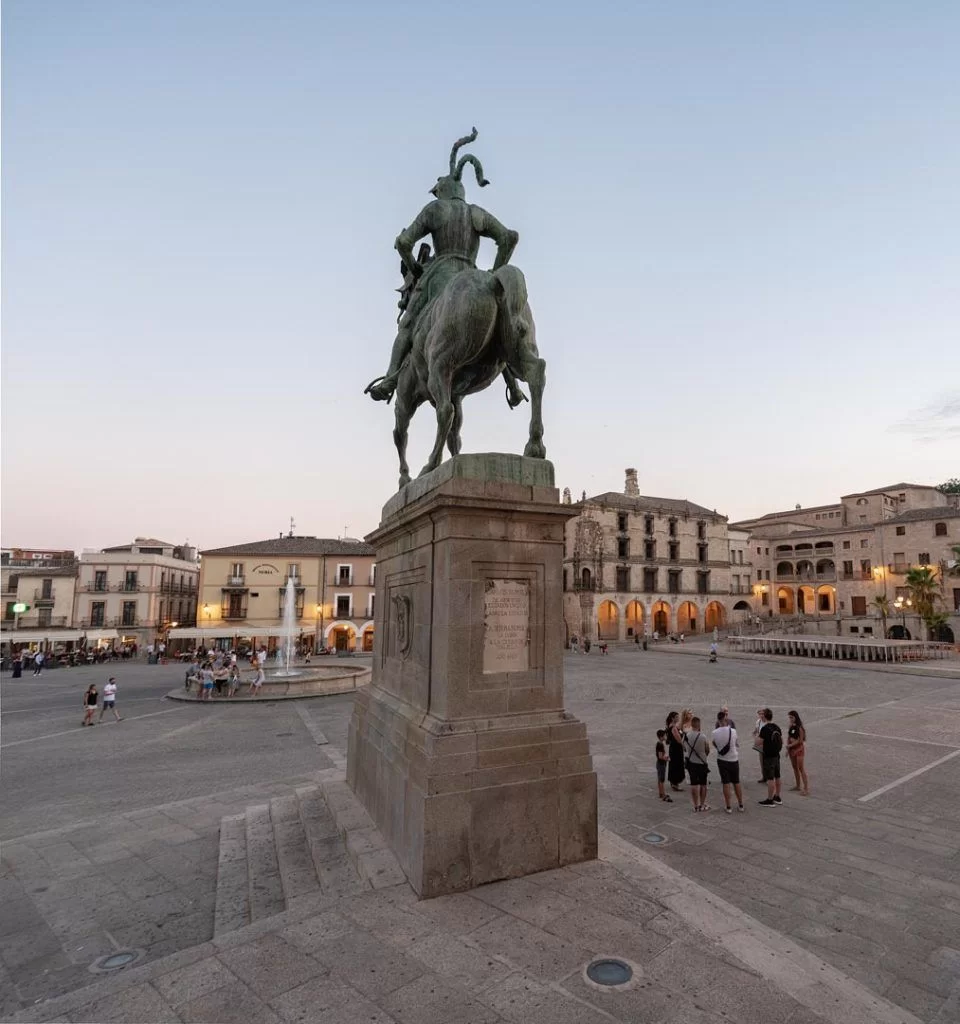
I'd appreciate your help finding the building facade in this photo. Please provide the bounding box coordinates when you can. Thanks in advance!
[75,538,199,648]
[1,549,79,647]
[563,469,753,643]
[196,536,376,653]
[732,483,960,642]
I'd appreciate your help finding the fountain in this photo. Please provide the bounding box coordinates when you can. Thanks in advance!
[273,578,300,678]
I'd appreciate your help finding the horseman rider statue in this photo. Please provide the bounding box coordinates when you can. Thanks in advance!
[365,128,527,408]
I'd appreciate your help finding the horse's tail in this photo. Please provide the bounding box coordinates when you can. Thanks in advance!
[492,266,529,351]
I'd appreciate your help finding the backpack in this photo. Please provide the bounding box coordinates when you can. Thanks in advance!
[765,725,783,755]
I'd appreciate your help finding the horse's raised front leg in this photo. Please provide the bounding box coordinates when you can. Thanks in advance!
[446,396,463,457]
[521,353,546,459]
[420,370,455,477]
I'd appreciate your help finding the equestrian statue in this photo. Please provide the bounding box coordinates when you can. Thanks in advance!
[364,128,546,488]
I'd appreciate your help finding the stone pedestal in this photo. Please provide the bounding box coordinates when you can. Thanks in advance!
[347,454,598,898]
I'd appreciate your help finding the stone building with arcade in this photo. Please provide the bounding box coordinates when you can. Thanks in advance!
[562,469,752,643]
[731,482,960,642]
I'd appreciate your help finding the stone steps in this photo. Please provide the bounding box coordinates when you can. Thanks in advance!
[214,781,402,936]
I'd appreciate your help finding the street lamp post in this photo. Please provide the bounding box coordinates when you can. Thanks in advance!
[893,596,912,638]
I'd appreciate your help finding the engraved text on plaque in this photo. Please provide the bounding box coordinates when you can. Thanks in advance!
[483,578,530,674]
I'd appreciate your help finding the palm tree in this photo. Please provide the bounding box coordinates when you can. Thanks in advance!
[926,611,952,643]
[871,595,890,638]
[905,565,940,636]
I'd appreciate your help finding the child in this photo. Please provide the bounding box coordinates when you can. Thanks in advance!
[656,730,673,802]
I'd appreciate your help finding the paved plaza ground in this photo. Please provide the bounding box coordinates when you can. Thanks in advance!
[1,648,958,1022]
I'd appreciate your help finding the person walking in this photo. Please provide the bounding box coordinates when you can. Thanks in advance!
[787,710,809,795]
[757,708,783,806]
[683,716,711,811]
[32,649,45,676]
[99,678,122,722]
[227,664,241,697]
[82,684,98,726]
[666,711,685,792]
[11,651,23,679]
[712,709,744,812]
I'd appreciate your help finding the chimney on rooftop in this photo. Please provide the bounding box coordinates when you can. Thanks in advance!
[624,468,639,498]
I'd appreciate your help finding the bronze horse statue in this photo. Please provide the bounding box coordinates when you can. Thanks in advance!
[364,129,546,488]
[392,263,545,487]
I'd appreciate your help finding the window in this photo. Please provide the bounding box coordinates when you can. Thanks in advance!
[669,543,679,561]
[94,570,107,592]
[668,570,681,594]
[860,539,868,548]
[40,578,53,599]
[815,514,821,520]
[856,498,868,506]
[643,568,657,592]
[860,560,872,578]
[644,540,655,559]
[851,596,867,616]
[4,602,15,621]
[231,562,244,577]
[696,572,709,595]
[563,569,568,591]
[849,626,860,634]
[896,526,905,536]
[617,538,629,558]
[369,593,376,616]
[697,544,708,564]
[336,595,351,617]
[38,609,51,627]
[756,547,761,555]
[898,493,905,502]
[842,541,850,550]
[615,567,629,591]
[90,602,105,626]
[121,601,137,626]
[287,563,300,580]
[842,560,854,577]
[761,591,769,606]
[645,516,655,535]
[224,592,246,618]
[124,571,138,592]
[918,552,930,565]
[337,564,352,585]
[934,522,947,536]
[697,521,706,540]
[617,513,628,532]
[863,626,873,635]
[818,593,831,611]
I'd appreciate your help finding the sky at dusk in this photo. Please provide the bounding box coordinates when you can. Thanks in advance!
[3,1,958,552]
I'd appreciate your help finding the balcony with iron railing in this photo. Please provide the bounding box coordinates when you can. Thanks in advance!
[226,575,245,587]
[887,563,913,575]
[332,575,355,587]
[221,607,248,620]
[33,588,56,605]
[4,616,70,629]
[78,616,141,629]
[840,571,875,582]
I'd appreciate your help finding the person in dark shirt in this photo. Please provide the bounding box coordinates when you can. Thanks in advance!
[758,708,783,806]
[82,685,98,727]
[787,710,809,795]
[656,730,672,802]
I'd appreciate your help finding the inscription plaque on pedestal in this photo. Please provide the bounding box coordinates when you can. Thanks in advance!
[483,578,530,674]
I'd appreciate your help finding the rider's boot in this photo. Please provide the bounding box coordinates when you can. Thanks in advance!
[365,373,398,402]
[503,370,528,409]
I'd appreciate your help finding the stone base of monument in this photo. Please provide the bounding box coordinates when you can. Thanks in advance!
[347,454,597,898]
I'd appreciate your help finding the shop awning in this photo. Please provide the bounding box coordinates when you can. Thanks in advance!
[168,625,317,640]
[0,630,85,644]
[84,629,119,642]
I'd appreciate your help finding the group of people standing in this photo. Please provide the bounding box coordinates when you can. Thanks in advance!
[185,649,264,699]
[657,706,809,812]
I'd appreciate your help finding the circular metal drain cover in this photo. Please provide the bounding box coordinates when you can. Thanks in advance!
[643,832,666,845]
[89,949,143,974]
[585,958,634,988]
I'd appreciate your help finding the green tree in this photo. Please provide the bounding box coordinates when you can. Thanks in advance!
[936,478,960,494]
[905,565,940,633]
[926,611,952,643]
[871,595,890,638]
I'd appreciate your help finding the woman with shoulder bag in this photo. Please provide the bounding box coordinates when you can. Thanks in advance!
[683,715,712,811]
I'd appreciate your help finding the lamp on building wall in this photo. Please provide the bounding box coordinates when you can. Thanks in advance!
[202,604,211,631]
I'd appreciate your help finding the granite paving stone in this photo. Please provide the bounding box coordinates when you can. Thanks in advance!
[152,956,238,1007]
[177,977,281,1024]
[471,914,594,983]
[215,933,326,1000]
[377,973,503,1024]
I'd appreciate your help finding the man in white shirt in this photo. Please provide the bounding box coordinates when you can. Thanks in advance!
[712,709,743,813]
[99,677,122,722]
[33,650,45,676]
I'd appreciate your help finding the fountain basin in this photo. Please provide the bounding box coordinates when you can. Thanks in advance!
[166,663,371,703]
